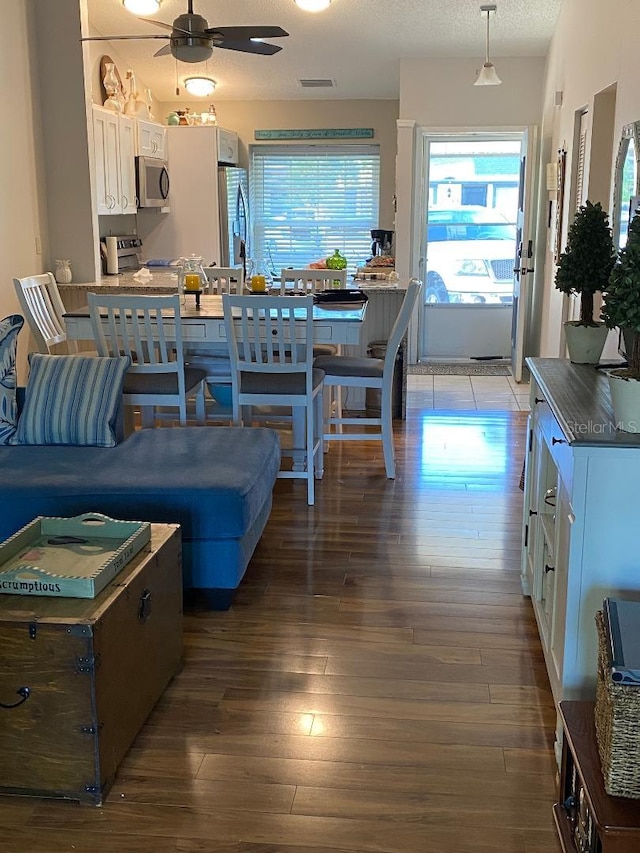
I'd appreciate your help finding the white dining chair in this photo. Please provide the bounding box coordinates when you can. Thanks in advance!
[186,265,244,420]
[203,266,245,294]
[279,268,348,358]
[88,293,207,429]
[313,278,423,478]
[14,273,80,354]
[223,293,325,505]
[278,268,347,294]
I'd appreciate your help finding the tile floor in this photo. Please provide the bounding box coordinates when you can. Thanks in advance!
[406,372,531,412]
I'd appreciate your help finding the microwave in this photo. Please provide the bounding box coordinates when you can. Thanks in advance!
[135,156,170,208]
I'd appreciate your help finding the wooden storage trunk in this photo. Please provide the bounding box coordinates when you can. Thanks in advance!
[0,523,182,805]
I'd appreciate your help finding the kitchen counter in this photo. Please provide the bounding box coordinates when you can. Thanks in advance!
[60,273,404,293]
[59,270,180,294]
[59,272,180,312]
[59,274,405,311]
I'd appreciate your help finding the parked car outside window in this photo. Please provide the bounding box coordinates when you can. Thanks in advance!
[425,206,516,305]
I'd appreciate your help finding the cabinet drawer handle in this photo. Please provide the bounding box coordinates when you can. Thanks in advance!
[552,436,566,445]
[544,564,555,574]
[534,396,545,404]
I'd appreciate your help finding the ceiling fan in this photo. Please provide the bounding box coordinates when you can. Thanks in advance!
[82,0,289,63]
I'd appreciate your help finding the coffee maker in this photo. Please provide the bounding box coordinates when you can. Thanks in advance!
[371,229,394,257]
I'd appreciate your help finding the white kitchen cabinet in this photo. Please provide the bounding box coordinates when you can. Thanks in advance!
[119,117,137,213]
[92,106,136,215]
[217,127,238,165]
[136,119,167,160]
[522,359,640,753]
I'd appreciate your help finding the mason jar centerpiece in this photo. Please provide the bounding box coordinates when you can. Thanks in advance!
[247,258,273,292]
[179,256,208,307]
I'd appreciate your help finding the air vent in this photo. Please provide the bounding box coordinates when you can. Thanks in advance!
[299,78,335,88]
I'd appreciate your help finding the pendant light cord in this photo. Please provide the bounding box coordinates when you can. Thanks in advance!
[484,10,491,63]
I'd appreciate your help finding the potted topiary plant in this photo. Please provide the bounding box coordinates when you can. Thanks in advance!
[555,200,617,363]
[601,212,640,432]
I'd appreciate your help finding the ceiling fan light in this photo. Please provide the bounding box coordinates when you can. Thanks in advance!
[474,62,502,86]
[184,77,217,97]
[294,0,332,11]
[122,0,161,15]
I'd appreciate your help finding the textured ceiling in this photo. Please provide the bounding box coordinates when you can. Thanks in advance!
[85,0,562,101]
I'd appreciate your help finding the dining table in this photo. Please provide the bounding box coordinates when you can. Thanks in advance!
[63,293,368,472]
[63,293,368,350]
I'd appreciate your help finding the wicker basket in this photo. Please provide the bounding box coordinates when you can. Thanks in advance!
[594,609,640,798]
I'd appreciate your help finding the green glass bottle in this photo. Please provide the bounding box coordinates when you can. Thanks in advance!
[325,249,347,288]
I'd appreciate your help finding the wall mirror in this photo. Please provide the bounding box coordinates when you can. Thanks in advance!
[612,120,640,249]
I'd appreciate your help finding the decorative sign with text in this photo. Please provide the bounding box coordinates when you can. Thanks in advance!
[254,128,375,140]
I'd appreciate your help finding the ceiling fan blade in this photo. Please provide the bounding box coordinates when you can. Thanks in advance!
[81,34,170,42]
[138,17,187,34]
[204,26,289,41]
[213,39,283,55]
[154,44,173,57]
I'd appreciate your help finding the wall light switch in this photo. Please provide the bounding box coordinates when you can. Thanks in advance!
[35,235,42,255]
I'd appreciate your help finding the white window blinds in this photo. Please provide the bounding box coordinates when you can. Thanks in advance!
[574,110,589,212]
[250,144,380,274]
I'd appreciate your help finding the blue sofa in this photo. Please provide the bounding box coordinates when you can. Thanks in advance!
[0,426,281,609]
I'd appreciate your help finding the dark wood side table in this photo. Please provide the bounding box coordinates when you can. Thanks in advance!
[555,701,640,852]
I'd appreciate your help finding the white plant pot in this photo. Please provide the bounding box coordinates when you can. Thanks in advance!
[608,370,640,433]
[564,321,608,364]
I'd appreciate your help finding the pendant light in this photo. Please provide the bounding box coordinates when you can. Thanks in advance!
[474,5,502,87]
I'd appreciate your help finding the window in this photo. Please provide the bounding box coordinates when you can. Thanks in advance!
[250,145,380,274]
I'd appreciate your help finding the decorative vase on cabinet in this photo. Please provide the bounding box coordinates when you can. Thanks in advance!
[102,62,123,113]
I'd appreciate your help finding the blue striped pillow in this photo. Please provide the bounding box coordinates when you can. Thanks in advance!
[10,354,131,447]
[0,315,24,445]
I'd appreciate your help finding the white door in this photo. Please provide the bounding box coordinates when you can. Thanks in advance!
[418,133,524,361]
[511,126,539,381]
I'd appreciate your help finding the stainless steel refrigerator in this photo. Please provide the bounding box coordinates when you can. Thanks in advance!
[218,166,249,271]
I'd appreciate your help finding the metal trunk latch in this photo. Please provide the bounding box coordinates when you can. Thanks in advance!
[138,588,152,623]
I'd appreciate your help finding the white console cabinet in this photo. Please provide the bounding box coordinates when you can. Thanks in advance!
[92,106,136,215]
[522,358,640,715]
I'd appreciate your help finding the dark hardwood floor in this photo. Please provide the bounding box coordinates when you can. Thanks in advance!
[0,391,562,852]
